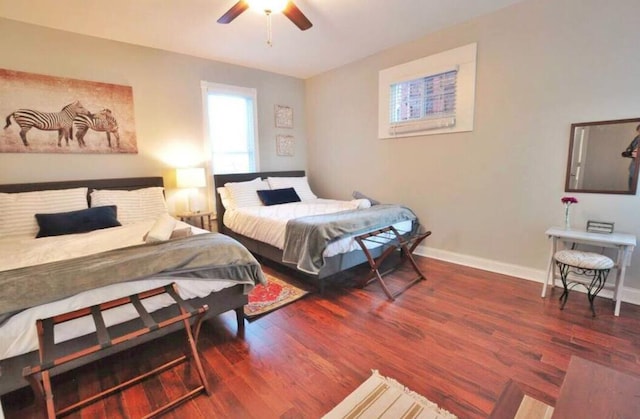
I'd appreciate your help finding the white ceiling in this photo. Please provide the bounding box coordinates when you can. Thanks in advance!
[0,0,524,79]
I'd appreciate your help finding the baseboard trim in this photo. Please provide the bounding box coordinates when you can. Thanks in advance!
[415,245,640,307]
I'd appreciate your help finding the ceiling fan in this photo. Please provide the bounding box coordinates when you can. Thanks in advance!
[217,0,313,31]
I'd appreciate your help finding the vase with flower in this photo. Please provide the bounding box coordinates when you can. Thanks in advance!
[561,196,578,230]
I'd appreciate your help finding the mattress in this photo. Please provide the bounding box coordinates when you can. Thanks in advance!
[223,198,413,257]
[0,220,237,360]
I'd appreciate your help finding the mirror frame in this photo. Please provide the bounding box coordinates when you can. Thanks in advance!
[565,117,640,195]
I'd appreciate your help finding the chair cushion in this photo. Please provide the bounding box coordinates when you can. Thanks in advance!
[554,250,614,270]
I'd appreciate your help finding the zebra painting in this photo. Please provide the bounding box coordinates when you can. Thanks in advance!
[74,109,120,148]
[4,101,91,147]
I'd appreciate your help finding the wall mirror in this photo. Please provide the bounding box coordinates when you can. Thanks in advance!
[565,117,640,195]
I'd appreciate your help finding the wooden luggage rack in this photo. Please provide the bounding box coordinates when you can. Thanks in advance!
[355,226,431,300]
[23,283,211,419]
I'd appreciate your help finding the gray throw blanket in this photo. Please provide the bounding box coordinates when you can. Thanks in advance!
[282,204,418,274]
[0,233,266,317]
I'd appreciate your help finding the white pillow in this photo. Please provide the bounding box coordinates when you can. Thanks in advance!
[216,187,234,210]
[144,213,177,243]
[0,187,88,238]
[267,176,317,201]
[90,187,168,225]
[352,199,372,209]
[224,177,269,208]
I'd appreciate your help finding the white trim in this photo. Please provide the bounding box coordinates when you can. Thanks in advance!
[414,245,640,307]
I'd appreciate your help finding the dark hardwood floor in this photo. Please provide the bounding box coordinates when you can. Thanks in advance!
[3,256,640,418]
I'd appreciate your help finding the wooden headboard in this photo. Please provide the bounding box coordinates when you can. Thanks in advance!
[213,170,305,233]
[0,177,164,205]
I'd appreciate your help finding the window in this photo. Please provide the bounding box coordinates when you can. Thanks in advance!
[378,43,477,139]
[201,82,259,174]
[389,69,458,135]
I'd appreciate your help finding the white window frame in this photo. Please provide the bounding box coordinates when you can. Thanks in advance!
[378,43,477,139]
[201,81,260,174]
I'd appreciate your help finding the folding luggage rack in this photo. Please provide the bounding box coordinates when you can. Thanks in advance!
[354,226,431,300]
[23,283,211,418]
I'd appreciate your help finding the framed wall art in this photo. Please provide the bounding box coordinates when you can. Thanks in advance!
[274,104,293,128]
[276,135,294,156]
[0,68,138,154]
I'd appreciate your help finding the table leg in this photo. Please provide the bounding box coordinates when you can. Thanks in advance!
[612,245,634,317]
[542,237,557,298]
[613,249,622,304]
[614,255,627,317]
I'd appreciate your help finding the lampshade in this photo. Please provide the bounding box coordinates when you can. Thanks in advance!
[176,167,206,188]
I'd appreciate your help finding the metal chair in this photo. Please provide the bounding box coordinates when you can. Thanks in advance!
[554,249,614,317]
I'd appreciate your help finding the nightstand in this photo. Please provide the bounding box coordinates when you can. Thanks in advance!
[177,211,215,231]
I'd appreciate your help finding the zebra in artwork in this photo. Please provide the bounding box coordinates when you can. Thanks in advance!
[74,108,120,148]
[4,101,91,147]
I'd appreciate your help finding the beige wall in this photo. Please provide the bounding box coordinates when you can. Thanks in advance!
[0,18,306,212]
[305,0,640,293]
[3,1,640,298]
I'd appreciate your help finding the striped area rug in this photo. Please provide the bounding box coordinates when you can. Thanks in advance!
[323,370,457,419]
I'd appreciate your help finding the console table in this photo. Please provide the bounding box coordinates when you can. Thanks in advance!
[542,227,636,316]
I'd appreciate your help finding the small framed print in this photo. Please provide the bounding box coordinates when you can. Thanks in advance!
[586,220,614,234]
[276,135,294,156]
[275,105,293,128]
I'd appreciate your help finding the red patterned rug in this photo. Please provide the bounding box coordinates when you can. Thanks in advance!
[244,273,311,319]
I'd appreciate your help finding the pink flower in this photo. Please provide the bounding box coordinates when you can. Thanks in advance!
[561,196,578,205]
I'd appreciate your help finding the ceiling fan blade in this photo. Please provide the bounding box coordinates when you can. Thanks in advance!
[282,1,313,31]
[217,1,249,24]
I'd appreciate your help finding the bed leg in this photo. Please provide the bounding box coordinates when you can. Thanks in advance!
[235,307,245,335]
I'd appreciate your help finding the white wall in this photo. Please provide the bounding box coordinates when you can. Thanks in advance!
[305,0,640,293]
[0,18,307,212]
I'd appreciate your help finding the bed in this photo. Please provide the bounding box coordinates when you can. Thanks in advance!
[214,171,420,290]
[0,176,265,396]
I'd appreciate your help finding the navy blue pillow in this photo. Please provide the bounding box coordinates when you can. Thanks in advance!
[35,205,121,238]
[257,187,301,206]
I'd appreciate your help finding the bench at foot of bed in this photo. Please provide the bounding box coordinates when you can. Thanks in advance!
[355,227,432,300]
[0,284,248,398]
[23,283,211,419]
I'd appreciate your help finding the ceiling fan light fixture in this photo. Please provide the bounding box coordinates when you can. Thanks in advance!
[247,0,289,14]
[217,0,312,32]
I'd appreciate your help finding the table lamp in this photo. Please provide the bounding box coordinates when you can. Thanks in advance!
[176,167,206,213]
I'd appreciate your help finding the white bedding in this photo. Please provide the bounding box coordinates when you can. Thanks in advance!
[223,198,413,257]
[0,220,236,360]
[0,219,184,272]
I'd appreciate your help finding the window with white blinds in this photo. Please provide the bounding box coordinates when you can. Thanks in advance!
[388,68,458,135]
[201,82,260,174]
[378,43,477,139]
